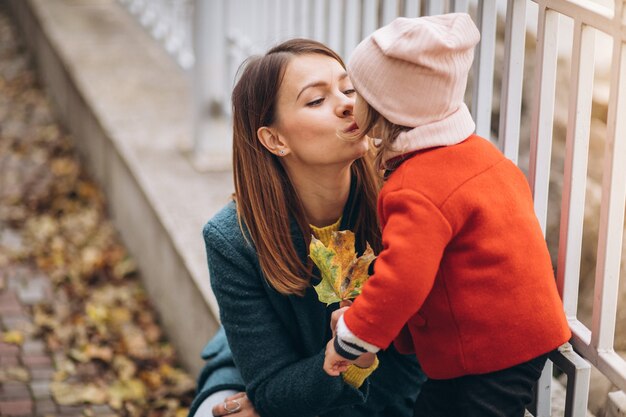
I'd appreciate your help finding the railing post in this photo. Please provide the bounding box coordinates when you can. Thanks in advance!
[191,0,231,170]
[528,4,559,233]
[471,0,497,140]
[590,0,626,355]
[550,344,591,417]
[498,0,526,164]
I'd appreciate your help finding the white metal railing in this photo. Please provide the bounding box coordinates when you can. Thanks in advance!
[191,0,499,155]
[118,0,195,69]
[117,0,626,415]
[528,1,626,415]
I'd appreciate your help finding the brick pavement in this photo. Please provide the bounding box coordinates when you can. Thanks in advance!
[0,4,137,417]
[0,261,118,417]
[0,267,104,416]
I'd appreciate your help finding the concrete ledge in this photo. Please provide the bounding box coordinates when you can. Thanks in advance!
[6,0,231,375]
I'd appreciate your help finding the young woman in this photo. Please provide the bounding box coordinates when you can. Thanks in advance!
[189,39,426,417]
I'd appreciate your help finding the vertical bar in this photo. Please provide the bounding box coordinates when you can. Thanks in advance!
[534,362,553,417]
[299,0,312,39]
[557,22,595,318]
[178,0,195,69]
[498,0,526,163]
[328,1,344,56]
[524,7,569,410]
[164,0,183,54]
[285,0,297,39]
[313,0,327,43]
[471,0,497,140]
[590,12,626,352]
[382,0,400,24]
[151,0,169,40]
[129,0,146,15]
[263,0,273,47]
[403,0,421,17]
[550,345,591,417]
[344,0,362,58]
[274,0,283,42]
[450,0,469,13]
[424,0,445,15]
[192,0,227,150]
[528,5,559,234]
[250,0,262,50]
[565,366,592,417]
[139,0,156,27]
[362,0,378,37]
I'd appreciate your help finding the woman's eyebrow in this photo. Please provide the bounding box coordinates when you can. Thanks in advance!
[296,72,349,101]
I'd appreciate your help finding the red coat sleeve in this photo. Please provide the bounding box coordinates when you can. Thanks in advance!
[344,189,452,349]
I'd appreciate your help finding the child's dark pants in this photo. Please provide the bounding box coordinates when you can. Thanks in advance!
[413,353,549,417]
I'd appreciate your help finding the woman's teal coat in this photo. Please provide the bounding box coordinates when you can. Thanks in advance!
[190,195,425,417]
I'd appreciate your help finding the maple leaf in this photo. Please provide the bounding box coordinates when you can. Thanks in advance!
[309,230,376,305]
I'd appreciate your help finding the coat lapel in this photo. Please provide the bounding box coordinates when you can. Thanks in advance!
[286,219,329,356]
[276,175,359,356]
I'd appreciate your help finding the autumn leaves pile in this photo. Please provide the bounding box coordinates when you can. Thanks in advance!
[0,14,194,416]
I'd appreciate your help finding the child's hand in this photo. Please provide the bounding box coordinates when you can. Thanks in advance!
[330,300,352,338]
[324,338,352,376]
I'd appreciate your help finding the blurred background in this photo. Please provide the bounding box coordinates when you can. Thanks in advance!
[0,1,624,416]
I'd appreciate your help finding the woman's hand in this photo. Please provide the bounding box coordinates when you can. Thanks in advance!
[211,392,259,417]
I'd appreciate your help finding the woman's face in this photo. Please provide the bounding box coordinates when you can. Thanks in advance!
[268,54,367,167]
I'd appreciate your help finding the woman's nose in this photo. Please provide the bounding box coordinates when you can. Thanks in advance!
[338,96,353,118]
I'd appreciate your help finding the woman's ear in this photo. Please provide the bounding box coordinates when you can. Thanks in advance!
[257,126,289,156]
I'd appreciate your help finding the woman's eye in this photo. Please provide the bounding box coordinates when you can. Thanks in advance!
[306,98,324,106]
[344,89,356,95]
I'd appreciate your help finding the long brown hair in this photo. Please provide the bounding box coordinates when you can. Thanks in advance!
[232,38,382,296]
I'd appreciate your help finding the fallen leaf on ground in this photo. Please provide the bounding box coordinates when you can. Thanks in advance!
[2,330,24,345]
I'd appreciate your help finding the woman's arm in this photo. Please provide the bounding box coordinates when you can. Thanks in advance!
[188,326,247,417]
[204,222,368,417]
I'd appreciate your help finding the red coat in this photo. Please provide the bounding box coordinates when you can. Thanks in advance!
[344,135,571,379]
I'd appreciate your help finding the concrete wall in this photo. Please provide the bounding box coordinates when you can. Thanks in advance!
[5,0,231,376]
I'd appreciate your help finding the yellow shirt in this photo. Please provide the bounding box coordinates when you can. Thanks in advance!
[310,218,379,388]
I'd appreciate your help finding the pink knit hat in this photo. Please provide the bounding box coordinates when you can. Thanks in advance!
[348,13,481,159]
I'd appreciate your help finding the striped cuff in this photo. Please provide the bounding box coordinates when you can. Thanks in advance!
[334,336,368,360]
[342,356,380,389]
[336,315,381,356]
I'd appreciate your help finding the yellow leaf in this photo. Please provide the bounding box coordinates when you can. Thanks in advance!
[139,370,163,390]
[113,355,137,381]
[84,344,114,362]
[2,330,24,345]
[109,307,132,326]
[309,231,376,305]
[107,378,146,409]
[86,303,109,325]
[112,257,137,280]
[51,381,108,405]
[0,366,30,382]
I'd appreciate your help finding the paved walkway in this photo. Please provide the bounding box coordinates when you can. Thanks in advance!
[0,4,193,417]
[1,264,111,417]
